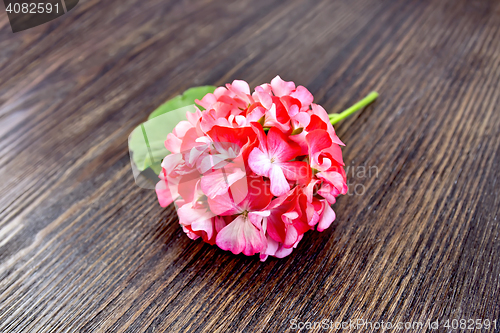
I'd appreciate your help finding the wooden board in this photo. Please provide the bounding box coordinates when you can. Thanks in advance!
[1,0,499,331]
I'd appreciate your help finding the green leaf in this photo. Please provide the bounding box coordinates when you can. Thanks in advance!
[128,86,216,177]
[148,86,217,120]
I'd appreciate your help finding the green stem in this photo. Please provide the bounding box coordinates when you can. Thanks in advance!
[329,91,379,125]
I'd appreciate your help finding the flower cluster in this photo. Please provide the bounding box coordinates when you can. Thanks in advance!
[156,76,347,260]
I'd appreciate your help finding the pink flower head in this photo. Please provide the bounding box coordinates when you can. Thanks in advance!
[157,76,347,261]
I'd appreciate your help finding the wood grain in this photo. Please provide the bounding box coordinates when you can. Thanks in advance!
[1,0,500,332]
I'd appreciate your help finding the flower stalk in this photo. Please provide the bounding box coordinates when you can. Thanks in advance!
[329,91,379,125]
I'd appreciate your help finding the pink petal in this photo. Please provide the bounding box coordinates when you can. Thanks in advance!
[280,96,302,116]
[324,143,344,165]
[229,79,250,95]
[199,154,228,174]
[248,211,270,229]
[282,210,299,222]
[215,216,227,233]
[284,225,299,248]
[291,111,311,128]
[262,104,291,133]
[176,173,202,203]
[180,127,204,153]
[213,86,229,98]
[206,176,249,216]
[165,133,182,154]
[234,115,247,126]
[161,153,183,175]
[155,178,175,207]
[208,175,271,215]
[172,120,194,138]
[290,86,314,110]
[310,152,332,171]
[270,75,295,97]
[248,148,272,177]
[216,216,266,256]
[186,108,202,126]
[182,225,201,240]
[317,183,338,204]
[270,165,290,196]
[200,105,233,131]
[257,83,273,95]
[191,218,215,241]
[245,105,266,123]
[227,175,251,208]
[259,236,278,261]
[200,166,247,199]
[305,179,320,202]
[241,220,267,256]
[274,244,294,258]
[316,170,345,193]
[206,191,239,216]
[311,103,331,124]
[186,144,208,167]
[317,202,336,232]
[196,93,217,109]
[311,104,345,145]
[252,87,273,109]
[216,215,246,254]
[177,202,213,226]
[329,129,345,146]
[306,201,320,226]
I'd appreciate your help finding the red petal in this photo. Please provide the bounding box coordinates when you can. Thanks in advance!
[244,176,273,211]
[306,114,328,132]
[271,96,291,124]
[250,122,268,152]
[207,125,257,149]
[267,127,302,162]
[280,95,302,114]
[280,161,311,185]
[306,129,333,154]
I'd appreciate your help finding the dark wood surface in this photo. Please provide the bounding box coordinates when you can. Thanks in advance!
[1,0,500,332]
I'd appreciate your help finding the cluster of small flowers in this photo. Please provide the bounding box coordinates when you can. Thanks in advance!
[156,76,347,260]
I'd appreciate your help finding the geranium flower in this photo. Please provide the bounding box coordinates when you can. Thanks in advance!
[208,176,272,256]
[152,76,377,260]
[248,125,310,196]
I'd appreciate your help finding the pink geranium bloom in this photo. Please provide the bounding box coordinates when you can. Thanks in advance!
[156,76,348,261]
[248,125,311,196]
[208,176,272,256]
[265,187,311,247]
